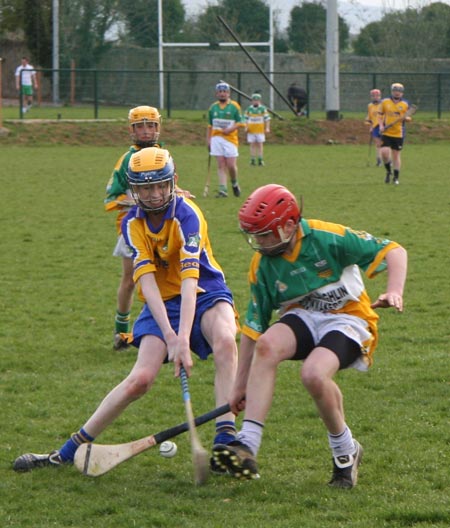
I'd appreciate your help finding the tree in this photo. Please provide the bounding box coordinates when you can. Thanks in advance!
[352,21,384,57]
[117,0,185,47]
[23,0,52,68]
[0,0,26,37]
[287,2,350,54]
[353,2,450,58]
[59,0,120,69]
[0,0,52,67]
[192,0,271,47]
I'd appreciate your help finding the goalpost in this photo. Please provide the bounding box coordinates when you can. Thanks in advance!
[157,0,275,110]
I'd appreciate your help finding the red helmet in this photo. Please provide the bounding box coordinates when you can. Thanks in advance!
[239,185,301,254]
[370,89,381,98]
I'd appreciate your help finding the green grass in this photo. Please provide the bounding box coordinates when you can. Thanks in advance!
[2,103,449,123]
[1,143,449,527]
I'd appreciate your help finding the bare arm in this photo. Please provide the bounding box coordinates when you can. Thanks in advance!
[174,277,198,377]
[139,272,178,348]
[206,125,212,150]
[371,246,408,311]
[229,333,256,415]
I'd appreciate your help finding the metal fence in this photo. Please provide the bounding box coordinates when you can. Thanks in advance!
[19,69,450,119]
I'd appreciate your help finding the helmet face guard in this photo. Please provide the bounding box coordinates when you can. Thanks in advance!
[241,226,294,256]
[391,83,404,99]
[128,106,162,147]
[239,184,302,256]
[127,148,175,213]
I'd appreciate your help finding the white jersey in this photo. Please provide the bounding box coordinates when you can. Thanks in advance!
[15,64,36,86]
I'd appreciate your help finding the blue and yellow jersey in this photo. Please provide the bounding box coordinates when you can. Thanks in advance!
[378,97,411,138]
[366,102,380,128]
[242,218,401,362]
[121,196,228,302]
[208,100,244,146]
[244,104,270,134]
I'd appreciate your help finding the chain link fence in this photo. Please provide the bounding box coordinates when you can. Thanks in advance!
[17,68,450,119]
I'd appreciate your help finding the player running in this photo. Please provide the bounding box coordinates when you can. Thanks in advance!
[13,147,239,474]
[213,184,407,488]
[378,83,413,185]
[364,88,383,167]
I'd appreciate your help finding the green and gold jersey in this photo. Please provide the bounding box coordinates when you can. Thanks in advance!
[208,100,243,146]
[245,104,270,134]
[243,218,400,356]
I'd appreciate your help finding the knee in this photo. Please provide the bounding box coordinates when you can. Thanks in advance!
[301,364,326,397]
[254,333,281,365]
[124,369,153,400]
[213,332,238,365]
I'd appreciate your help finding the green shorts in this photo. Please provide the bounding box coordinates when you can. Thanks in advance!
[21,86,33,96]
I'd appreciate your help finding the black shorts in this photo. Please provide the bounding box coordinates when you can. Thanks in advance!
[381,135,404,151]
[275,313,361,369]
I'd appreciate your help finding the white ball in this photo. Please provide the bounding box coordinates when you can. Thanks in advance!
[159,441,177,458]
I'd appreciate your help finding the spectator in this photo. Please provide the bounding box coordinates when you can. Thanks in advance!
[15,57,38,114]
[287,82,307,116]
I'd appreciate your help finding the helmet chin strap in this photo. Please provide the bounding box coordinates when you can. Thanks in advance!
[135,139,158,148]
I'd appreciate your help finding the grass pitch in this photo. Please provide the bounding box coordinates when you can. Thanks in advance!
[0,143,449,527]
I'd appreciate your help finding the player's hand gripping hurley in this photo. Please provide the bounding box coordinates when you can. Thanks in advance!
[180,366,210,485]
[73,403,230,477]
[383,104,417,132]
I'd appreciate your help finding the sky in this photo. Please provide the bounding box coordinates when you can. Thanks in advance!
[183,0,450,35]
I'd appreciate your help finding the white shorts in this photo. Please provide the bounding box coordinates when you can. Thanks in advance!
[247,133,266,144]
[284,308,374,371]
[210,136,239,158]
[113,234,133,258]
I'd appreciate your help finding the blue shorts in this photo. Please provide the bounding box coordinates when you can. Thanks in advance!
[132,289,234,360]
[371,125,381,139]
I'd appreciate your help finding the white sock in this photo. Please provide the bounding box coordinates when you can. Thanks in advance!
[328,425,355,458]
[237,419,264,456]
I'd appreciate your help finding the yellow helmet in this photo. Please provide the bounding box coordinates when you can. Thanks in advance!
[128,106,161,146]
[127,148,175,213]
[128,106,161,126]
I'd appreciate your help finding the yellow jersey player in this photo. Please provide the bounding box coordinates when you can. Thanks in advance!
[378,83,413,185]
[13,147,239,475]
[244,93,271,166]
[364,89,383,167]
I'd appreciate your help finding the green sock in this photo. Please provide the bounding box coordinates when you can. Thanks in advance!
[115,311,130,333]
[219,184,227,194]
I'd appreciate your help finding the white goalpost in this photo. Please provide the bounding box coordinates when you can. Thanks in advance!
[157,0,275,109]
